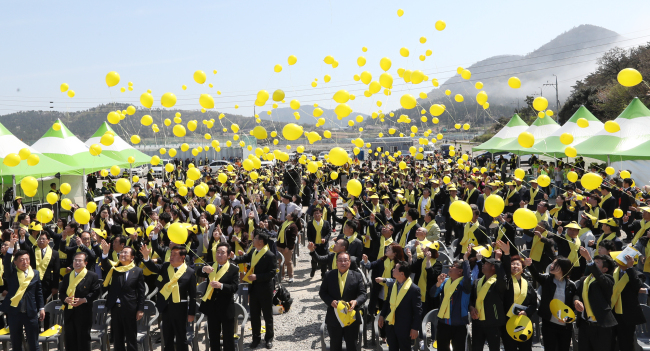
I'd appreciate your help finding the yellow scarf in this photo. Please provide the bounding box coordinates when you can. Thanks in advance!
[103,261,136,287]
[338,270,348,296]
[466,188,476,202]
[35,246,53,280]
[507,275,528,317]
[611,267,629,314]
[588,207,600,226]
[313,219,324,244]
[632,220,650,245]
[64,268,88,310]
[530,231,548,262]
[400,221,417,247]
[346,233,358,244]
[332,252,338,270]
[13,204,23,222]
[476,274,498,320]
[582,274,597,321]
[529,187,539,205]
[248,219,255,236]
[380,258,395,297]
[243,245,269,283]
[202,261,230,301]
[599,193,612,207]
[506,189,516,201]
[417,196,431,215]
[418,258,436,302]
[405,189,415,203]
[378,236,393,258]
[460,222,479,254]
[278,221,293,244]
[28,235,38,247]
[565,234,581,267]
[59,236,72,260]
[535,211,549,224]
[438,277,463,319]
[10,266,35,307]
[596,232,616,254]
[386,277,413,325]
[497,225,506,242]
[644,240,650,273]
[137,204,145,223]
[160,263,187,303]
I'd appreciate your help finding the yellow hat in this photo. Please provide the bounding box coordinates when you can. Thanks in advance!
[597,218,618,227]
[28,222,43,232]
[447,186,457,191]
[564,221,581,230]
[369,194,379,199]
[125,227,143,236]
[146,225,155,237]
[472,245,493,258]
[91,228,107,239]
[427,241,440,251]
[346,207,356,216]
[611,249,640,266]
[639,206,650,213]
[506,315,534,342]
[549,299,575,323]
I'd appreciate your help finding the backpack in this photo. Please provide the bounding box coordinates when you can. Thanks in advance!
[273,285,293,312]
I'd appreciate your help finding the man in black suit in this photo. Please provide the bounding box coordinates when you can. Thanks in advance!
[307,208,331,278]
[141,244,196,351]
[336,220,364,264]
[389,208,421,248]
[520,179,546,210]
[233,230,277,349]
[468,255,507,351]
[1,235,45,351]
[319,252,367,351]
[378,260,422,351]
[20,227,60,301]
[573,247,617,351]
[59,251,101,351]
[199,243,239,351]
[101,240,146,351]
[610,253,646,351]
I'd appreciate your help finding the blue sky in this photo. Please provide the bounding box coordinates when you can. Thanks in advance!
[1,0,649,117]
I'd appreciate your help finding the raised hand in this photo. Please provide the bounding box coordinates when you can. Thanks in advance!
[100,239,110,255]
[139,244,151,261]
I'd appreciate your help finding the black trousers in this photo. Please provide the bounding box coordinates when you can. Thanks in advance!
[327,319,359,351]
[444,216,456,245]
[578,322,612,351]
[63,309,93,351]
[162,302,189,351]
[206,310,235,351]
[436,322,467,351]
[385,325,412,351]
[250,292,274,342]
[471,321,501,351]
[111,305,138,351]
[501,324,532,351]
[541,321,573,351]
[612,322,637,351]
[7,312,39,351]
[311,245,328,277]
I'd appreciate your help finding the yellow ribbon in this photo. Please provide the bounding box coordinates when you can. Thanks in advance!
[202,261,230,301]
[35,246,53,280]
[243,245,269,283]
[611,267,629,314]
[438,277,463,319]
[476,274,497,320]
[10,267,35,307]
[507,275,528,317]
[160,263,187,303]
[103,261,136,287]
[582,274,597,321]
[417,258,436,302]
[386,277,412,325]
[64,268,88,310]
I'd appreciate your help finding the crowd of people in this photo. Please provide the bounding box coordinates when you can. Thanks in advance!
[0,148,649,351]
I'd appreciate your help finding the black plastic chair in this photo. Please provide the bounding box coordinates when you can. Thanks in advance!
[372,317,388,351]
[137,300,159,351]
[90,299,110,351]
[236,283,250,314]
[421,309,438,351]
[38,299,64,351]
[320,315,363,351]
[196,281,208,302]
[187,302,205,351]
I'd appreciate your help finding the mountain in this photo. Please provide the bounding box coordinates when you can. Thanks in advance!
[256,106,369,129]
[424,25,623,107]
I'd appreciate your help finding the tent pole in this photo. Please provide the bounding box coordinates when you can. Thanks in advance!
[12,176,16,202]
[607,155,610,167]
[82,168,87,207]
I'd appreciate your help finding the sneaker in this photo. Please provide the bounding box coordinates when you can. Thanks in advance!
[419,340,425,351]
[287,278,294,283]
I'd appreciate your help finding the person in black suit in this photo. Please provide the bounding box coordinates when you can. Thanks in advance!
[378,260,422,351]
[520,179,547,211]
[299,178,312,207]
[503,182,521,216]
[469,251,507,351]
[307,208,331,278]
[336,220,363,265]
[319,252,367,351]
[59,251,101,351]
[100,240,146,351]
[198,243,239,351]
[609,253,645,351]
[59,231,98,273]
[1,234,45,351]
[573,247,617,351]
[19,227,60,301]
[141,244,196,351]
[388,209,421,248]
[462,180,480,205]
[233,230,277,349]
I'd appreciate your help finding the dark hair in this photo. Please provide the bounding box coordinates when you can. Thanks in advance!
[38,231,51,240]
[17,213,28,223]
[345,220,358,232]
[113,235,128,246]
[14,249,29,260]
[407,208,419,220]
[122,246,136,258]
[160,212,172,224]
[171,246,187,257]
[599,240,616,252]
[74,251,88,263]
[312,207,322,215]
[395,260,411,277]
[383,242,405,262]
[254,230,270,245]
[122,196,132,204]
[216,242,231,255]
[594,254,615,273]
[470,204,480,216]
[338,238,350,252]
[68,221,79,232]
[590,194,601,203]
[553,256,573,277]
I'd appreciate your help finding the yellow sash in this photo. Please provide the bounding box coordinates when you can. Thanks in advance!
[566,234,581,267]
[202,261,230,301]
[380,258,395,297]
[632,220,650,245]
[35,246,53,280]
[611,268,629,314]
[582,274,597,321]
[103,261,136,287]
[417,197,431,214]
[313,219,324,244]
[332,252,338,270]
[378,236,393,258]
[529,187,539,206]
[530,231,548,262]
[507,275,528,317]
[28,235,38,247]
[644,240,650,273]
[59,236,72,260]
[476,274,497,320]
[460,222,479,254]
[400,221,417,247]
[10,267,35,307]
[386,277,413,325]
[438,277,463,319]
[64,268,88,310]
[243,245,269,283]
[506,189,516,202]
[160,263,187,303]
[278,221,293,244]
[599,193,612,207]
[338,270,348,296]
[346,233,358,244]
[266,198,274,211]
[497,225,506,242]
[596,233,615,254]
[417,258,436,302]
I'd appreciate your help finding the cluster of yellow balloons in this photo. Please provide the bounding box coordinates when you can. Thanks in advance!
[3,148,40,167]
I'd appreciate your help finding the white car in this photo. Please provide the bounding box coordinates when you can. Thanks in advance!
[209,160,231,173]
[151,159,173,177]
[317,151,328,160]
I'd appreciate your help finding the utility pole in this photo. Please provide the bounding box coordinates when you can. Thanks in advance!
[544,75,560,120]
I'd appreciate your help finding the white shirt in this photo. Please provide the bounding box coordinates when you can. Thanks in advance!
[419,197,430,215]
[278,202,300,221]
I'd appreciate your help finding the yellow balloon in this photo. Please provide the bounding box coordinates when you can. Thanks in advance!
[564,146,577,158]
[537,174,551,187]
[100,134,114,146]
[514,168,525,180]
[454,94,464,102]
[140,115,153,126]
[508,77,521,89]
[272,89,285,102]
[17,148,31,161]
[560,133,573,145]
[606,167,615,175]
[165,163,175,172]
[620,170,631,179]
[140,92,154,108]
[105,71,120,87]
[290,99,300,110]
[282,123,303,140]
[518,132,534,148]
[533,97,548,111]
[380,57,392,71]
[617,68,643,87]
[60,198,72,211]
[328,147,349,166]
[161,93,177,108]
[173,125,186,137]
[400,94,417,109]
[36,208,53,223]
[335,103,353,118]
[151,155,160,166]
[449,201,472,223]
[74,208,91,225]
[581,172,603,190]
[181,143,190,152]
[116,179,131,194]
[46,192,58,205]
[107,111,120,124]
[168,223,189,244]
[435,20,446,31]
[399,47,409,57]
[27,154,39,166]
[89,144,102,156]
[485,195,505,217]
[577,118,589,128]
[193,70,206,84]
[333,90,350,103]
[567,171,578,183]
[288,55,297,65]
[132,175,139,183]
[60,83,69,92]
[347,179,362,197]
[218,173,228,183]
[360,71,372,85]
[130,135,141,144]
[87,201,97,213]
[200,94,215,109]
[604,121,620,133]
[110,165,121,176]
[614,209,624,218]
[514,208,538,229]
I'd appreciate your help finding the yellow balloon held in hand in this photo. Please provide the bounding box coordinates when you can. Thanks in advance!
[617,68,643,87]
[347,179,362,197]
[518,132,534,148]
[485,195,505,217]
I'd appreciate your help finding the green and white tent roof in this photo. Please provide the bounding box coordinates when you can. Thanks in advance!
[496,114,561,155]
[472,114,528,153]
[0,122,77,182]
[531,106,603,158]
[31,119,118,173]
[84,122,150,167]
[574,97,650,161]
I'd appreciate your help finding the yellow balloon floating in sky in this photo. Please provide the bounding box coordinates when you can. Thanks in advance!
[397,8,404,17]
[435,20,446,31]
[508,77,521,89]
[617,68,643,87]
[106,71,120,87]
[194,70,206,84]
[518,132,534,148]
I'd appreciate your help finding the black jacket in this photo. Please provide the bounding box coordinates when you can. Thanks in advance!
[319,269,367,328]
[143,260,196,315]
[379,280,422,334]
[501,254,538,317]
[21,243,60,287]
[335,235,364,264]
[611,267,646,326]
[197,262,239,319]
[469,260,508,326]
[389,219,420,247]
[0,253,44,318]
[573,263,617,328]
[233,247,277,298]
[310,251,358,271]
[59,270,101,321]
[307,219,332,248]
[528,264,576,322]
[101,256,146,312]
